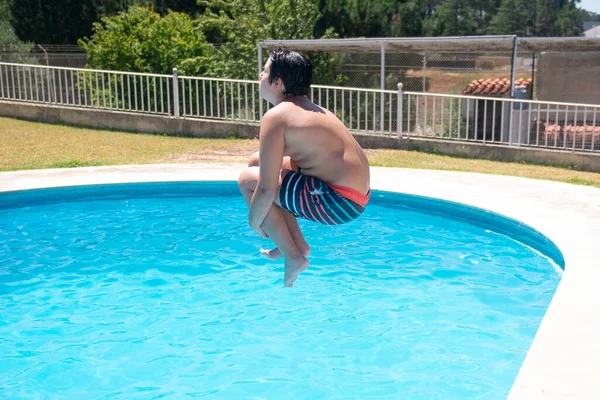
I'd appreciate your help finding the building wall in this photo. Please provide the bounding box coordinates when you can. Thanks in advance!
[584,26,600,38]
[537,51,600,105]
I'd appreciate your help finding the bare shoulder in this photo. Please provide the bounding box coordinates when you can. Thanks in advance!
[263,98,339,128]
[263,102,296,120]
[259,104,291,134]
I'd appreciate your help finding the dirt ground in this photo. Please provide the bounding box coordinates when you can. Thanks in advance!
[166,140,384,165]
[168,140,260,164]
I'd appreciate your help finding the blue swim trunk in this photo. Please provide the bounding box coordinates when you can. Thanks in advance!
[278,171,370,225]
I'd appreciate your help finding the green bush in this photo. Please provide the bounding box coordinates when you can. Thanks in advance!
[0,3,38,64]
[188,0,340,82]
[79,6,211,75]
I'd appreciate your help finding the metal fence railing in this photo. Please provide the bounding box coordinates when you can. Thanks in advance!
[401,89,600,152]
[1,62,599,153]
[0,62,260,122]
[0,62,174,115]
[178,75,259,122]
[305,85,399,135]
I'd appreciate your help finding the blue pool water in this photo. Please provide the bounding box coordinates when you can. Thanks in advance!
[0,183,561,399]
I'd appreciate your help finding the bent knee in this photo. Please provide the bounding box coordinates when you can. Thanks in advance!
[247,151,260,167]
[238,166,259,189]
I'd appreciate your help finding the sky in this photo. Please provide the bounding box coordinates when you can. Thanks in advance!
[580,0,600,14]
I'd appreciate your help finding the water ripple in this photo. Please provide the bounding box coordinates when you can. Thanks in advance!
[0,197,560,399]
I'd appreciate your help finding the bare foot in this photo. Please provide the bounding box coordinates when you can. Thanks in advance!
[284,255,309,287]
[261,244,310,260]
[260,248,283,260]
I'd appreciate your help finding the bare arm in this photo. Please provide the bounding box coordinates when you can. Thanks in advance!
[248,110,285,236]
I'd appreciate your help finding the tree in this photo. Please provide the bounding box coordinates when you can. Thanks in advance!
[488,0,535,35]
[9,0,99,44]
[535,0,558,36]
[555,0,583,36]
[8,0,186,45]
[79,6,211,74]
[94,1,153,18]
[152,0,206,15]
[390,0,428,37]
[581,9,600,22]
[193,0,336,81]
[317,0,410,38]
[489,0,582,36]
[315,0,351,37]
[0,0,38,63]
[435,0,478,36]
[471,0,496,33]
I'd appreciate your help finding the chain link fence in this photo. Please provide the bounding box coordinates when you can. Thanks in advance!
[310,49,526,95]
[261,36,600,103]
[5,37,598,102]
[259,36,600,152]
[0,44,88,68]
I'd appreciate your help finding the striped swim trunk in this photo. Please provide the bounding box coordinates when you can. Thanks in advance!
[278,171,370,225]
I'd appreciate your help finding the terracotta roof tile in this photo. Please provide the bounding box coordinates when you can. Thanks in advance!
[461,77,532,96]
[533,121,600,143]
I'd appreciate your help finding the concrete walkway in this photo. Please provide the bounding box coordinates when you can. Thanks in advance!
[1,164,599,400]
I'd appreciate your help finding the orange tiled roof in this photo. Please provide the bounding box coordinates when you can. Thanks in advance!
[535,121,600,141]
[461,78,532,96]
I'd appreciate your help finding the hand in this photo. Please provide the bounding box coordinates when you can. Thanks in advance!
[250,221,269,239]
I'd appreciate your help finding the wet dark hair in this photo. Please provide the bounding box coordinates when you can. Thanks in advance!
[268,47,312,96]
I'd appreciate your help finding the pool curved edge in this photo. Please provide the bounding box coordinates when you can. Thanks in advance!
[1,164,599,400]
[0,181,565,271]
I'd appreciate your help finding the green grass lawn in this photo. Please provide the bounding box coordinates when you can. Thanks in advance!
[2,117,599,188]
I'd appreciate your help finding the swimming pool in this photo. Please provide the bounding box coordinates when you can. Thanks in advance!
[0,182,562,399]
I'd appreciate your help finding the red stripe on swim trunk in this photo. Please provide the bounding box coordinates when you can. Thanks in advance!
[329,183,370,207]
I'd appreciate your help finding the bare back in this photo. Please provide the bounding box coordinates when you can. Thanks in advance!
[276,97,370,195]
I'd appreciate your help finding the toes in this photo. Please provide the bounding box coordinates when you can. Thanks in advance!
[284,274,297,287]
[260,248,282,260]
[284,269,298,287]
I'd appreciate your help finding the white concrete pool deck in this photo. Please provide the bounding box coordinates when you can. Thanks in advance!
[1,164,598,400]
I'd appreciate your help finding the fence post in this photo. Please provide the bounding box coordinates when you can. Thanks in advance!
[507,35,518,145]
[510,35,518,99]
[172,68,180,118]
[380,40,385,135]
[258,45,263,121]
[397,82,404,138]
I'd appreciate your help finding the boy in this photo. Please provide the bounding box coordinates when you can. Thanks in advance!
[238,47,370,287]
